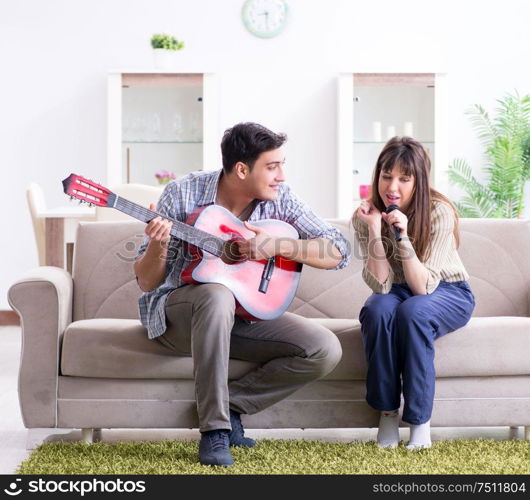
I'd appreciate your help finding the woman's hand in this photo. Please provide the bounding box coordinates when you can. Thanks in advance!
[382,208,408,236]
[355,200,382,229]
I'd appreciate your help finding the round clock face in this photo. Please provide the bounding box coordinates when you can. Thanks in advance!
[242,0,289,38]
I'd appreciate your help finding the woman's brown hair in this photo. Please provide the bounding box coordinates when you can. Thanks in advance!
[370,136,460,262]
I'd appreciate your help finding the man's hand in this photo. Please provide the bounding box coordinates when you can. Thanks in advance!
[134,203,173,292]
[145,203,173,243]
[236,222,278,261]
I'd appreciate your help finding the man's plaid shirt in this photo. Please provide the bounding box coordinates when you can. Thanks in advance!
[136,169,351,339]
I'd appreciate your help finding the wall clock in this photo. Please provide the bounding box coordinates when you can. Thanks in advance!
[242,0,289,38]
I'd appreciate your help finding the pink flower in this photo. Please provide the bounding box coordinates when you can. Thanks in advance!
[155,170,176,184]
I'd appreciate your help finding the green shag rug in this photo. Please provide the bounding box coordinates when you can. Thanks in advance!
[17,439,530,475]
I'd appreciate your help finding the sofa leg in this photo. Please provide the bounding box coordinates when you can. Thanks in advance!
[509,426,520,440]
[81,428,102,443]
[81,428,94,444]
[525,426,530,441]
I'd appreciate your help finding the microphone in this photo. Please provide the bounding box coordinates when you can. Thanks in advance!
[384,204,402,242]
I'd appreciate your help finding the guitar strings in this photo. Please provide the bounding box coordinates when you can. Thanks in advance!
[116,197,225,257]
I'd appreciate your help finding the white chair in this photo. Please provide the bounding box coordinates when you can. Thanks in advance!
[95,183,164,221]
[26,183,96,271]
[26,183,47,266]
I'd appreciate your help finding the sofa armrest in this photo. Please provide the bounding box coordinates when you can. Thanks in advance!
[7,266,73,428]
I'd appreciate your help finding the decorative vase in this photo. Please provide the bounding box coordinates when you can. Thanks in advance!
[359,184,372,200]
[152,49,174,70]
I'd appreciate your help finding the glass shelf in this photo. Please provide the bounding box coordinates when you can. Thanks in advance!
[122,141,203,144]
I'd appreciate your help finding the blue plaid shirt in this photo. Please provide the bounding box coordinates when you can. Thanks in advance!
[136,169,351,339]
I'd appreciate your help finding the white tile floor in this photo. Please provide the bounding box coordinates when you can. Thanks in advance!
[0,326,521,474]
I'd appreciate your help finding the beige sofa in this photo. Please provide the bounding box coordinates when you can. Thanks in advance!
[8,218,530,445]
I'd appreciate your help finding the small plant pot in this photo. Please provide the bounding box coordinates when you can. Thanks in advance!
[152,49,174,70]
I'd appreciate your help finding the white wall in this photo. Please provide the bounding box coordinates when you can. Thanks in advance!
[1,0,530,308]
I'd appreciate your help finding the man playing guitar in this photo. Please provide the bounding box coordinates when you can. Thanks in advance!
[134,122,350,466]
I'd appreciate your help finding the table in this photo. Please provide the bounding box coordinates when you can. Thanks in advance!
[42,206,96,270]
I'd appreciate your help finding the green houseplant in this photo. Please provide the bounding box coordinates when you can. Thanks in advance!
[448,91,530,218]
[150,34,185,69]
[150,34,185,51]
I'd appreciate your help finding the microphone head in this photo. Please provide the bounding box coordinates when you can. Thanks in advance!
[385,204,399,214]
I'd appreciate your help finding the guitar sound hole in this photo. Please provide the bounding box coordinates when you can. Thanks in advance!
[221,240,245,265]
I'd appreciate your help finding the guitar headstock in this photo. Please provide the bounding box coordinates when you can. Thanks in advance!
[62,174,113,207]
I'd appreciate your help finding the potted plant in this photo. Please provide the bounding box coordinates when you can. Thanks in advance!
[448,91,530,218]
[150,34,185,69]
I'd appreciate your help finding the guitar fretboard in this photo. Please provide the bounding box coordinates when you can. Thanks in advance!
[113,196,225,257]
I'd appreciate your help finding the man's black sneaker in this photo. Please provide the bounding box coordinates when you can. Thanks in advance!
[199,429,234,466]
[229,410,256,448]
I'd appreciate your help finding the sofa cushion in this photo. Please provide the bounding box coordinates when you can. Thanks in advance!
[452,219,530,318]
[73,222,144,322]
[61,316,530,380]
[60,319,258,380]
[287,219,368,320]
[434,316,530,377]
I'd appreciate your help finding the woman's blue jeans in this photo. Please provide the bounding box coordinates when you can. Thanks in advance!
[359,281,475,425]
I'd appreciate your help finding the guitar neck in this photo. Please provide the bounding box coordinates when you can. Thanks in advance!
[111,195,224,257]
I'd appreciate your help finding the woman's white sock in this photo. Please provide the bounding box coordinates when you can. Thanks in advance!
[377,410,400,448]
[407,420,432,450]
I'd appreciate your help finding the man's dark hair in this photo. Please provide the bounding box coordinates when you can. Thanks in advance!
[221,122,287,173]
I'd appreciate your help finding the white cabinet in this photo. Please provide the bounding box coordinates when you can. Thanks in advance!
[337,73,448,218]
[107,71,219,187]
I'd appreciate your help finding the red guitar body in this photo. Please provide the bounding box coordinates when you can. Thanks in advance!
[180,205,302,321]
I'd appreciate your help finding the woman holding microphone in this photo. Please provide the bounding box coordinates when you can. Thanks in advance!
[352,136,475,450]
